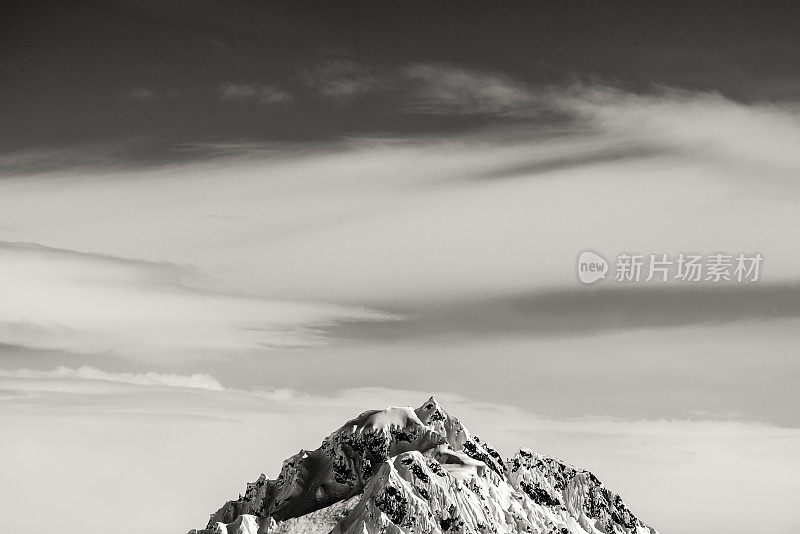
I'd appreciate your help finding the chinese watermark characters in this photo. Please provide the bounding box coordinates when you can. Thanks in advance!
[577,251,762,284]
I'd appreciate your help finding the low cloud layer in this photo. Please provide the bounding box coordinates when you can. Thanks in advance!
[1,380,797,534]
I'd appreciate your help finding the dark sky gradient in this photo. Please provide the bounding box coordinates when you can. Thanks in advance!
[4,1,800,153]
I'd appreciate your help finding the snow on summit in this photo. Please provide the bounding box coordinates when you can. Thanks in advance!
[190,397,658,534]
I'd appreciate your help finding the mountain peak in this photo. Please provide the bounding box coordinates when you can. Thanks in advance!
[423,394,441,407]
[414,395,448,423]
[191,397,658,534]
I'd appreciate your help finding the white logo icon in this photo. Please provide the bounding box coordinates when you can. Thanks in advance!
[577,250,608,284]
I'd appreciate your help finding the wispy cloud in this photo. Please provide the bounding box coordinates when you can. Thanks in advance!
[296,60,536,113]
[552,84,800,175]
[400,63,538,115]
[219,83,293,105]
[0,365,225,391]
[4,94,800,304]
[303,59,381,100]
[287,61,800,173]
[0,241,396,359]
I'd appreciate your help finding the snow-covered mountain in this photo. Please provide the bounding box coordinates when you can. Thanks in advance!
[189,397,658,534]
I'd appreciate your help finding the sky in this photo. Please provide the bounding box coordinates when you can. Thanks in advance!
[2,3,800,534]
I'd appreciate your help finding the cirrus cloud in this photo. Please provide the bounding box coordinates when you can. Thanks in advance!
[0,365,226,391]
[219,83,293,105]
[0,241,397,359]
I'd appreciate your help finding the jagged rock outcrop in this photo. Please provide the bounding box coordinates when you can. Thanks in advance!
[189,397,658,534]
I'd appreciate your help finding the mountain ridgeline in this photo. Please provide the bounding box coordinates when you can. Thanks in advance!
[190,397,658,534]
